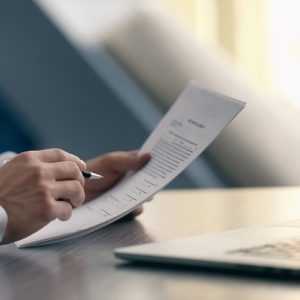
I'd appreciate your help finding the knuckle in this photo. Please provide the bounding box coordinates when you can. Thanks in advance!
[30,165,46,181]
[52,148,67,160]
[18,151,35,163]
[36,183,51,199]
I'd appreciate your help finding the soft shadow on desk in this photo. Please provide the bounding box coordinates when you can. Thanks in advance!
[29,219,153,250]
[116,261,300,285]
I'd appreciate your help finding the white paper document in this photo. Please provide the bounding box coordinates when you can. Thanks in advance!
[16,82,246,248]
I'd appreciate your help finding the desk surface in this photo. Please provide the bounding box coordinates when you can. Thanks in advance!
[1,187,300,300]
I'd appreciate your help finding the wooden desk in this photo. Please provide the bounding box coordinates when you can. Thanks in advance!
[1,187,300,300]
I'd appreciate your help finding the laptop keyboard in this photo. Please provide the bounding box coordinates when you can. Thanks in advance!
[227,239,300,260]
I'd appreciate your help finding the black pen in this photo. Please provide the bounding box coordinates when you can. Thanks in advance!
[82,171,103,180]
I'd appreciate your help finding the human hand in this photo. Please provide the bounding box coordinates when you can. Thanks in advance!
[0,149,86,244]
[84,151,151,217]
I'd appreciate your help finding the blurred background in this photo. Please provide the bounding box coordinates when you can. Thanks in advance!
[0,0,300,189]
[38,0,300,104]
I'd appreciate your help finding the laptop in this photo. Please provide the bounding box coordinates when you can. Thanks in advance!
[115,219,300,276]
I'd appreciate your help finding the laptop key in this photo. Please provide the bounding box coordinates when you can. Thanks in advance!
[227,239,300,260]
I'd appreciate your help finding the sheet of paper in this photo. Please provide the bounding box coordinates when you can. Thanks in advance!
[16,82,246,248]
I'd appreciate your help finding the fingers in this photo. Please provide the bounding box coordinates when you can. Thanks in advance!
[35,149,86,170]
[49,161,85,187]
[49,179,85,221]
[53,181,85,208]
[53,200,73,221]
[102,151,151,172]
